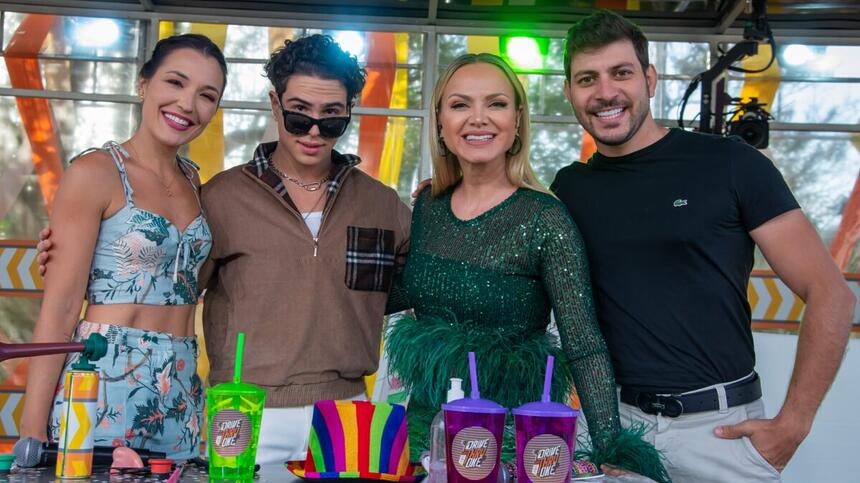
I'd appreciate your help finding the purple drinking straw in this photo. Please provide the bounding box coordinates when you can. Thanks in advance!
[542,356,555,403]
[469,351,480,399]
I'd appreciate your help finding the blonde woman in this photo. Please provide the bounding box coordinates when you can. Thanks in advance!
[384,53,668,482]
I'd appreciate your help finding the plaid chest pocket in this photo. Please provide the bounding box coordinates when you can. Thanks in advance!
[345,226,396,292]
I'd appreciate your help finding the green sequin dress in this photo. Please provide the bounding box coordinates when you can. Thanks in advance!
[385,187,669,483]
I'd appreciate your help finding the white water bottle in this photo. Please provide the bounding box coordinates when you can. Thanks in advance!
[428,378,464,483]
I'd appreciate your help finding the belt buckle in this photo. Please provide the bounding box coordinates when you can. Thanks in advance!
[635,393,684,418]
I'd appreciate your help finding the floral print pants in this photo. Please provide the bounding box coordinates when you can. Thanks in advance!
[49,321,203,460]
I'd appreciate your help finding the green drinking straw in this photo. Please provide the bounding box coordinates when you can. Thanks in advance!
[234,332,245,384]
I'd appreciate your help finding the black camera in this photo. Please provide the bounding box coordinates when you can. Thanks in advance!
[727,97,771,149]
[681,0,777,149]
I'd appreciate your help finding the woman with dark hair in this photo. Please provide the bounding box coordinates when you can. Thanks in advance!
[19,34,227,460]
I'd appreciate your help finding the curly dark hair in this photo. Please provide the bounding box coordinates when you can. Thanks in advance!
[264,34,367,104]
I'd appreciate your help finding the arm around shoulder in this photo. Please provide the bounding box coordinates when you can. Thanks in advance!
[384,194,413,315]
[394,197,412,258]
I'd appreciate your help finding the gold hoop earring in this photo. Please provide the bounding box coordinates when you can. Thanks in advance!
[506,134,522,156]
[438,136,449,156]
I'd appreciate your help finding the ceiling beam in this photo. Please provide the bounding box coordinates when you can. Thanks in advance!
[428,0,438,23]
[1,0,143,11]
[0,1,857,42]
[715,0,748,34]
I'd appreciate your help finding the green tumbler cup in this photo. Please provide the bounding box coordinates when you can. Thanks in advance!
[207,332,266,480]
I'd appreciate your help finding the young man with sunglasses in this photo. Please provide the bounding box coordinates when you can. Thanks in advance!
[200,34,411,463]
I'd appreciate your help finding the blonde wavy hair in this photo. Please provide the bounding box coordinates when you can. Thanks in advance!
[429,53,550,197]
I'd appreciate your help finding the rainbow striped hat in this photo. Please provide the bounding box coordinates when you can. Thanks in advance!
[286,400,426,482]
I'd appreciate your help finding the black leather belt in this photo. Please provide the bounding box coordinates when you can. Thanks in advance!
[620,373,762,418]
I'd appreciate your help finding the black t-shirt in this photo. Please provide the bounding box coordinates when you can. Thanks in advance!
[551,128,800,393]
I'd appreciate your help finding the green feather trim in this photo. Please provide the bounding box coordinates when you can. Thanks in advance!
[575,423,671,483]
[406,401,435,462]
[388,312,574,463]
[386,312,575,411]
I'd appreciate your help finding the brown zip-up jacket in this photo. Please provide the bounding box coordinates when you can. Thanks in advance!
[201,142,411,407]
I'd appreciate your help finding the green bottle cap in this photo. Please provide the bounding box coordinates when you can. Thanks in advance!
[72,333,108,371]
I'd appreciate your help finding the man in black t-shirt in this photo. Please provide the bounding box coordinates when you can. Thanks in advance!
[551,10,854,482]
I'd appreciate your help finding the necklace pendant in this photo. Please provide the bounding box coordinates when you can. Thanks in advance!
[305,182,322,191]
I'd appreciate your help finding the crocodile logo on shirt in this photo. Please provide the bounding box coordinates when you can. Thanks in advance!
[673,199,688,208]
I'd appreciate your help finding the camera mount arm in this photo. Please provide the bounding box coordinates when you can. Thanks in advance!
[698,40,759,135]
[692,0,773,135]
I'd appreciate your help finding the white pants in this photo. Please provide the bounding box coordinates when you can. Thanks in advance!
[255,393,367,465]
[576,398,782,483]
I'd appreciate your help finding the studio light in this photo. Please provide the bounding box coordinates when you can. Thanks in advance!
[502,36,548,71]
[74,18,120,48]
[334,31,365,59]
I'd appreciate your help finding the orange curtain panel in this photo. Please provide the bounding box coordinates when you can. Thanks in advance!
[4,14,64,215]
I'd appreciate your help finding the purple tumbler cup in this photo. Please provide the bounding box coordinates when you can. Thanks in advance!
[442,352,507,483]
[513,356,579,483]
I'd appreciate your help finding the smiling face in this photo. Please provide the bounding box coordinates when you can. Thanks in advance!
[438,62,521,169]
[138,48,224,148]
[565,39,658,154]
[270,74,349,170]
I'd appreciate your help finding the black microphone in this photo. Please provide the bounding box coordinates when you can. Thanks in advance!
[13,437,166,468]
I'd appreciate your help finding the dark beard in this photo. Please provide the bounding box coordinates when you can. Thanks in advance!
[592,103,649,147]
[577,79,652,148]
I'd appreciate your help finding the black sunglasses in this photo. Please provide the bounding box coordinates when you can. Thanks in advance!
[281,110,351,139]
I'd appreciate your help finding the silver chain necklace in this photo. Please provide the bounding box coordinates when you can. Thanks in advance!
[270,163,330,192]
